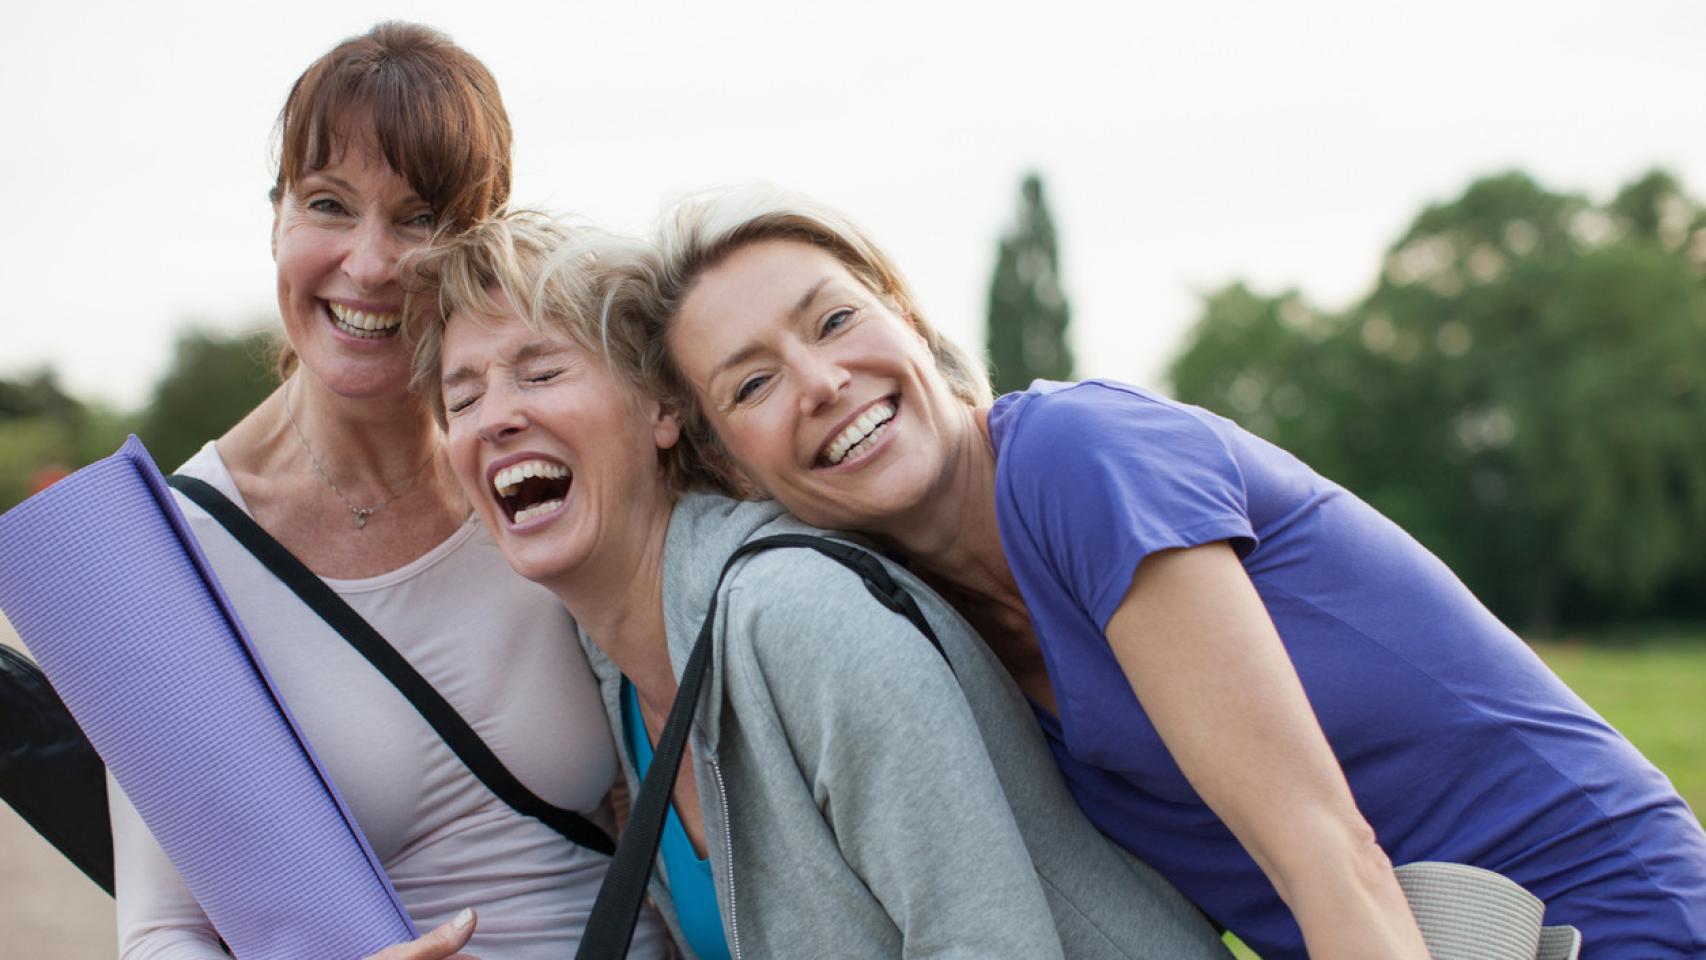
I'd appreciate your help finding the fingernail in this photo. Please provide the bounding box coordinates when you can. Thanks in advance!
[453,907,474,930]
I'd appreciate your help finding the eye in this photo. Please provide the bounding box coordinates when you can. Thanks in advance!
[821,307,855,336]
[445,390,481,414]
[405,210,437,229]
[524,366,565,385]
[306,196,347,215]
[734,373,771,404]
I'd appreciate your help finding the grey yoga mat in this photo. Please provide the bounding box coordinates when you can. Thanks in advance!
[1397,861,1582,960]
[0,436,417,959]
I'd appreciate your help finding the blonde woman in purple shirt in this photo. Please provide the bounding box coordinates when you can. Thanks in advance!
[599,185,1706,960]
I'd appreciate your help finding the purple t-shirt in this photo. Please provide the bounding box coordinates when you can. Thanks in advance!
[988,379,1706,959]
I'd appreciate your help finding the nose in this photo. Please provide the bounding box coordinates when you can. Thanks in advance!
[345,220,404,292]
[477,383,529,445]
[793,346,851,416]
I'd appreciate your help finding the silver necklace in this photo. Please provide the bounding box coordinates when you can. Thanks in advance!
[282,379,437,529]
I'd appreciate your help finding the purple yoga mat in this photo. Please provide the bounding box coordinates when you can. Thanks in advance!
[0,436,417,959]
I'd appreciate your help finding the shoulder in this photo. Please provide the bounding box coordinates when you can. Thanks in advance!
[992,380,1249,525]
[992,379,1237,476]
[718,533,957,693]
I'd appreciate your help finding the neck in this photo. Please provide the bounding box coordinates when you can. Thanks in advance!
[284,371,441,485]
[870,405,1019,608]
[551,499,680,708]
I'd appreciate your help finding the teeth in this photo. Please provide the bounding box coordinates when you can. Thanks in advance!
[838,421,890,464]
[492,459,570,497]
[329,303,401,336]
[512,499,564,524]
[824,401,896,465]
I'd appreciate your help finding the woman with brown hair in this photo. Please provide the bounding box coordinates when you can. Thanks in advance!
[109,23,665,960]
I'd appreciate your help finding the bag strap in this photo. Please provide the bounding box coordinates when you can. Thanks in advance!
[575,533,949,959]
[167,473,615,857]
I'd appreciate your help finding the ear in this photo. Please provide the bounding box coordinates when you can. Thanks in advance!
[270,201,282,262]
[651,399,682,451]
[899,306,929,347]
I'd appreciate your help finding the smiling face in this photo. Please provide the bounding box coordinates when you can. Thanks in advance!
[441,296,680,587]
[273,126,437,399]
[667,239,970,533]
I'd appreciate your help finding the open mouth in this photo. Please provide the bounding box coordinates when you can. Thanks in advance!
[816,396,898,467]
[327,302,402,340]
[491,458,572,525]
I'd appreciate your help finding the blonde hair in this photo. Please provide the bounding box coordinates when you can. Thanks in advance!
[600,184,992,495]
[398,210,743,497]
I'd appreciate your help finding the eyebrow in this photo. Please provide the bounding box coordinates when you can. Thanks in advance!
[441,339,569,391]
[706,276,834,383]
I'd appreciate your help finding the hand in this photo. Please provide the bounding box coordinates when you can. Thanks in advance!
[363,908,478,960]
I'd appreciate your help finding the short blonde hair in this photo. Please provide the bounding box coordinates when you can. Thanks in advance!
[399,210,742,498]
[601,185,992,496]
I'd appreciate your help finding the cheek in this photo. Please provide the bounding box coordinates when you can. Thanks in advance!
[718,409,788,473]
[443,425,481,493]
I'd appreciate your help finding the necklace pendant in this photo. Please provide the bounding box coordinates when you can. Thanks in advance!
[352,508,370,529]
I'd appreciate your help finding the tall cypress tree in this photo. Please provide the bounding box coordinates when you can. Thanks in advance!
[985,173,1074,394]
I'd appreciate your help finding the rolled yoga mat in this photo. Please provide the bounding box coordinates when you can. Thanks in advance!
[0,436,417,959]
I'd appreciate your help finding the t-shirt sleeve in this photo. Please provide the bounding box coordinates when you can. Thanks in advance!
[998,384,1257,630]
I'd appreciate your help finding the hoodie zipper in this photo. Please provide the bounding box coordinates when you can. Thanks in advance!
[709,758,742,960]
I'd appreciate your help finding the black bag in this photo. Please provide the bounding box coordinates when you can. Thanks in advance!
[576,534,947,959]
[0,644,113,894]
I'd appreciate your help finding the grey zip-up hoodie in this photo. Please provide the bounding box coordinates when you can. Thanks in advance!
[582,494,1228,959]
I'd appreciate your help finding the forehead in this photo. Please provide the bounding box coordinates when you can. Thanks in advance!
[294,133,418,195]
[442,300,573,369]
[687,239,862,320]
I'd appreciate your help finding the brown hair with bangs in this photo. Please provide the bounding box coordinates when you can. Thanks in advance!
[272,21,512,378]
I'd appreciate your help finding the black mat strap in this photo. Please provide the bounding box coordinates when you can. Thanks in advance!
[168,473,614,857]
[576,533,948,958]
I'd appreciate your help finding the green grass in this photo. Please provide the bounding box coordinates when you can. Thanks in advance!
[1219,633,1706,958]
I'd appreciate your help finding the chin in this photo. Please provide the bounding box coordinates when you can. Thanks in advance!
[502,549,573,587]
[295,344,413,399]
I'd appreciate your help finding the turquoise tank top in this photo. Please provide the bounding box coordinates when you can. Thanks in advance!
[619,678,732,960]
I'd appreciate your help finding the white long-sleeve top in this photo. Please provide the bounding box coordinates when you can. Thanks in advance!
[110,442,668,960]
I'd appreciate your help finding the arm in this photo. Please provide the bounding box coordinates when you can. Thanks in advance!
[1104,541,1427,960]
[728,560,1065,959]
[108,774,227,960]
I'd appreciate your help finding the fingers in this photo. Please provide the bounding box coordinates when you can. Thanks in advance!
[363,908,477,960]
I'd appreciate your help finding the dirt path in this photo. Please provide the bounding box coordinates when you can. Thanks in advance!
[3,612,116,959]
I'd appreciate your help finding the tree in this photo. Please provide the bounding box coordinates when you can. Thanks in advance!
[986,173,1074,394]
[1170,169,1706,630]
[135,327,280,472]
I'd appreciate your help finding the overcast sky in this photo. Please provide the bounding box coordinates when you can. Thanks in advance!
[4,0,1704,410]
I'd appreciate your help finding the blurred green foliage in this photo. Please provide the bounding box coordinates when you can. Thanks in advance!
[0,327,278,511]
[132,327,279,472]
[1172,169,1706,631]
[987,173,1075,393]
[0,372,129,510]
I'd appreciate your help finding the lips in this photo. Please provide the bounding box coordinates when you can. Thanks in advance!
[488,456,572,524]
[816,396,898,467]
[327,302,402,340]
